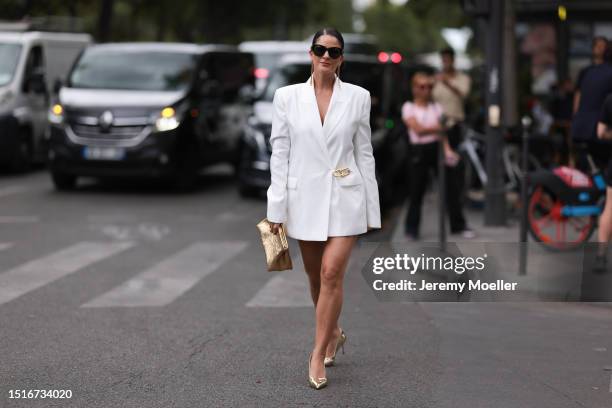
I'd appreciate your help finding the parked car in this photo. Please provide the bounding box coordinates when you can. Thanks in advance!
[238,41,310,93]
[47,42,255,190]
[0,29,91,171]
[237,52,409,211]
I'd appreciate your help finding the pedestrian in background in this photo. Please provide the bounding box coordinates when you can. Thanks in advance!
[594,93,612,272]
[402,71,472,240]
[433,47,471,150]
[574,36,609,114]
[571,37,612,172]
[432,47,475,239]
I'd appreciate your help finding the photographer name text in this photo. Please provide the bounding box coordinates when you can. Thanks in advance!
[372,279,517,292]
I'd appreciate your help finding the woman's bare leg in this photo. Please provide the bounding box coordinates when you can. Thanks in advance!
[299,239,346,362]
[309,236,358,380]
[298,240,325,306]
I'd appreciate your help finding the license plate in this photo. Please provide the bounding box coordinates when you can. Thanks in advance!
[83,146,125,160]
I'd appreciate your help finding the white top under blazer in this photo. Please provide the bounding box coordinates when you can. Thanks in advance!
[266,75,381,241]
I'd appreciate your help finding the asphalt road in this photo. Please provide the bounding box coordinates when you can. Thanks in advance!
[0,168,611,408]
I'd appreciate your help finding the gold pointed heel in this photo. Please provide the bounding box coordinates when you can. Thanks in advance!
[308,352,327,390]
[324,328,346,367]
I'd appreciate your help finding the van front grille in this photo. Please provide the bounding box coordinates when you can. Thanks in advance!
[70,124,147,140]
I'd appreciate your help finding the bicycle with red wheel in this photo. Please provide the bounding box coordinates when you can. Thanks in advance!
[527,160,606,251]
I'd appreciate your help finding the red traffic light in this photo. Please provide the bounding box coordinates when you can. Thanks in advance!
[390,52,402,63]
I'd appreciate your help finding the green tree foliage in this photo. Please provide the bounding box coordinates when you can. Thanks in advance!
[0,0,465,50]
[362,0,466,54]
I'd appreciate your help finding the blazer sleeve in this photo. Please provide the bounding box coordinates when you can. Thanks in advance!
[266,88,291,223]
[354,90,382,229]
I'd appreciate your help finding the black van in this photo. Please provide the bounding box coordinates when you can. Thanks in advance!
[47,43,255,190]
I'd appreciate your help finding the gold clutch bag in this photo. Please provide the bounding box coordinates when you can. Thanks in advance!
[256,218,293,271]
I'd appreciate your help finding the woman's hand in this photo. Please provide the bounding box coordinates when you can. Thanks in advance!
[442,138,460,167]
[444,148,460,167]
[269,222,283,235]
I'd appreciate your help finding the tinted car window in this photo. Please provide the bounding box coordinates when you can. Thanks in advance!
[68,49,198,91]
[203,52,255,101]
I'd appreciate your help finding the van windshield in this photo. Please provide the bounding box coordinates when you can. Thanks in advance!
[68,49,197,91]
[0,43,22,86]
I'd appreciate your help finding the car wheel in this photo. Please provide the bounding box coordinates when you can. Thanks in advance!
[10,128,32,173]
[173,143,199,192]
[239,183,260,198]
[51,171,77,191]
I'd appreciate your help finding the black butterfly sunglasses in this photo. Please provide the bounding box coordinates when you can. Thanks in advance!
[311,44,343,59]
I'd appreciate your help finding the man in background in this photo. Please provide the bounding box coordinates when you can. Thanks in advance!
[574,36,608,114]
[432,47,475,238]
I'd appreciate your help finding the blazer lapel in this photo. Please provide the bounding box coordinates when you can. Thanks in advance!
[300,75,349,166]
[300,76,331,166]
[322,76,348,139]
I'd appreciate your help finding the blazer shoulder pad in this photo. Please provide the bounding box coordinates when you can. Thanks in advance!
[342,82,370,99]
[273,83,301,100]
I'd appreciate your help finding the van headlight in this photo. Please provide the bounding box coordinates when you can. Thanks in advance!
[48,103,64,125]
[155,106,180,132]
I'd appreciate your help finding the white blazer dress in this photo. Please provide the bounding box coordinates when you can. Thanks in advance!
[266,75,381,241]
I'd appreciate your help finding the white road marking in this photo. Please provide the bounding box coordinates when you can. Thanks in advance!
[82,241,249,307]
[0,216,39,223]
[95,223,171,241]
[0,186,28,198]
[0,242,14,251]
[0,241,135,306]
[245,271,313,307]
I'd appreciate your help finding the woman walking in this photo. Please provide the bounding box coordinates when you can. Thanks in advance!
[266,28,381,389]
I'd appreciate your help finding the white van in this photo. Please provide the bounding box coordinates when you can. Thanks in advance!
[0,30,91,170]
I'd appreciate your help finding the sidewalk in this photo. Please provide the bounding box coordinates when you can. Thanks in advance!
[390,190,521,243]
[385,190,612,303]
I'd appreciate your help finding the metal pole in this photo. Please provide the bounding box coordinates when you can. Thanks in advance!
[438,124,446,253]
[484,0,507,226]
[519,116,531,275]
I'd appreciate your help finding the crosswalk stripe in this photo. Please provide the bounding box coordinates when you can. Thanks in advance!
[0,242,13,251]
[82,241,249,308]
[0,241,135,306]
[245,271,312,307]
[0,186,28,198]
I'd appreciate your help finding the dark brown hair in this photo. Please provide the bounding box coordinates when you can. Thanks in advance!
[311,28,344,50]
